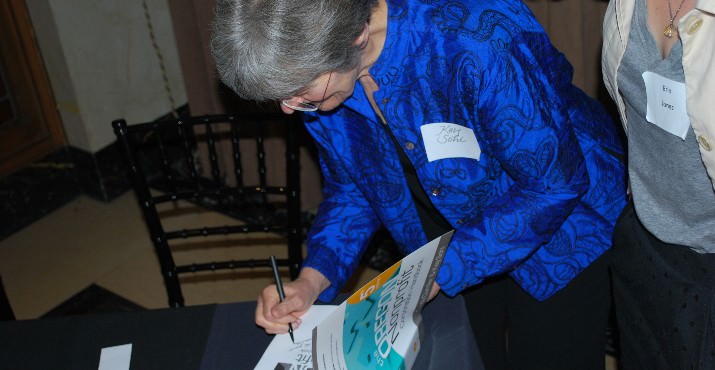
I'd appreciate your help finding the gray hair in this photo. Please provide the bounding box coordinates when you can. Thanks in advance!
[211,0,378,102]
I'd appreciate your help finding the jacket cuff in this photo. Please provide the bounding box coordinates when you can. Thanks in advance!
[302,246,343,303]
[435,245,474,297]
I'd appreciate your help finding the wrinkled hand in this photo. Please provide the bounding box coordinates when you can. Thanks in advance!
[427,281,441,301]
[255,267,329,334]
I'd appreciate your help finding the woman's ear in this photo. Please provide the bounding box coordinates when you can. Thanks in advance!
[355,23,370,49]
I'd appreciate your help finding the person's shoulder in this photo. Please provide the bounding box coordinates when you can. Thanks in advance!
[401,0,533,15]
[401,0,541,30]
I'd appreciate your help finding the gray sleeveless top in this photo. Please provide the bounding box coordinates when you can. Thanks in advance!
[617,0,715,252]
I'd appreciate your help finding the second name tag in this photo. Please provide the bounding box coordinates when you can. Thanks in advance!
[642,71,690,140]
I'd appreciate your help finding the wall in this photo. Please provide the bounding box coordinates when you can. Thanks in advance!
[526,0,611,104]
[25,0,187,153]
[18,0,611,206]
[21,0,612,155]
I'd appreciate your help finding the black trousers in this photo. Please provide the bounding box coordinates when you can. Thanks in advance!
[463,251,611,370]
[612,202,715,370]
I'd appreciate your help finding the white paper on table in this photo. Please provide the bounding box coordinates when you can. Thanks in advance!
[98,343,132,370]
[254,305,338,370]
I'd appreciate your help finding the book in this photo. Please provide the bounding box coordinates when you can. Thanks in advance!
[254,231,453,370]
[313,231,452,370]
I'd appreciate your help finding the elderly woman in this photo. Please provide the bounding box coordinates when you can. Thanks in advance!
[212,0,627,369]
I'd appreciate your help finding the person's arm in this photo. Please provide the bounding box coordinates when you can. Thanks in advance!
[255,113,383,333]
[299,115,383,301]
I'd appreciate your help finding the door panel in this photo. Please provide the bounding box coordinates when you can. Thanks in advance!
[0,0,65,176]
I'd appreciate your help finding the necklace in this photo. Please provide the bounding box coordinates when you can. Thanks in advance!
[664,0,687,38]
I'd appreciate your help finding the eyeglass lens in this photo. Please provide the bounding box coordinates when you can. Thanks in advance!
[281,100,318,112]
[281,72,332,112]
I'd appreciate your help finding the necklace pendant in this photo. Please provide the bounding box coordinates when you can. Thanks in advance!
[664,23,674,38]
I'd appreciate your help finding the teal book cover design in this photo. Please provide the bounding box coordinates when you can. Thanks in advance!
[343,266,404,369]
[312,231,452,370]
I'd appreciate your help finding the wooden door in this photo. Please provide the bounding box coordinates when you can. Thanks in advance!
[0,0,66,176]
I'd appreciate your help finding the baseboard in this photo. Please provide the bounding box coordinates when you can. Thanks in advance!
[74,104,191,203]
[0,148,81,240]
[0,105,189,240]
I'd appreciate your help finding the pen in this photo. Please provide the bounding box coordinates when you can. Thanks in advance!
[269,255,294,343]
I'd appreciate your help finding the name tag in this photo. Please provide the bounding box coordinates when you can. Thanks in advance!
[420,122,481,162]
[642,71,690,140]
[98,343,132,370]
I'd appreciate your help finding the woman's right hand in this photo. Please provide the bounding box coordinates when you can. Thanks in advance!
[255,267,330,334]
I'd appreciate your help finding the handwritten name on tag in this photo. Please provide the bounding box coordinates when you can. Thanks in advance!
[642,71,690,140]
[420,123,481,162]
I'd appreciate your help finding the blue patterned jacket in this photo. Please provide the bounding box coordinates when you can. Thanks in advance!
[302,0,627,302]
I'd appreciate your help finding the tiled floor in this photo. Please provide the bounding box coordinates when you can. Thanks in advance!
[0,191,619,369]
[0,191,379,319]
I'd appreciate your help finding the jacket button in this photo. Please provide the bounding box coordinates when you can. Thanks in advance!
[405,141,415,150]
[687,18,703,34]
[698,135,712,151]
[431,188,441,196]
[382,98,390,104]
[456,219,464,225]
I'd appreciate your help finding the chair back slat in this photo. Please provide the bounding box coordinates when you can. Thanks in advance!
[203,119,223,185]
[254,122,269,204]
[284,122,302,273]
[151,123,176,193]
[175,119,201,190]
[230,121,245,190]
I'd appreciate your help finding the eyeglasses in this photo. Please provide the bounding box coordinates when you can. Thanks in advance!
[281,72,333,112]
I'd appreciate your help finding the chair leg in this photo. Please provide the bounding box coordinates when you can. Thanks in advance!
[0,276,16,321]
[164,271,185,308]
[153,239,185,307]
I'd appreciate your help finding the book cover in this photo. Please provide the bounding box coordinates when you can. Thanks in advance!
[312,231,452,370]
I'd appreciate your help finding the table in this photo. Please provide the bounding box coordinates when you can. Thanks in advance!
[0,294,483,369]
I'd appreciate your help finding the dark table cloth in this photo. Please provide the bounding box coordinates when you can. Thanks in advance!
[0,294,482,370]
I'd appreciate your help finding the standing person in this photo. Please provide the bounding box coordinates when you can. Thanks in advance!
[213,0,627,368]
[602,0,715,369]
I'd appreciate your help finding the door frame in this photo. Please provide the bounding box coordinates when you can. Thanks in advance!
[0,0,66,176]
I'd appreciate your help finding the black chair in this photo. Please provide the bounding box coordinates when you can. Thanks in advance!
[112,113,304,307]
[0,275,15,320]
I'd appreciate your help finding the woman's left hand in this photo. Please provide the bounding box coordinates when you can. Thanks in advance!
[428,281,440,301]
